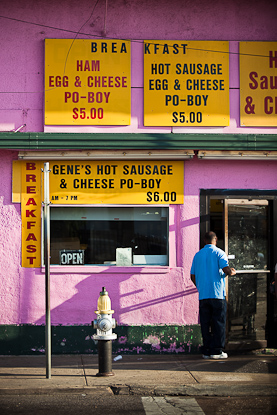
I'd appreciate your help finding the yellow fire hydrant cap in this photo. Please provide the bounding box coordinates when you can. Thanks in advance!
[95,286,114,314]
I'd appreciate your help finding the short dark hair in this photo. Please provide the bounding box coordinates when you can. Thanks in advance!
[204,231,217,244]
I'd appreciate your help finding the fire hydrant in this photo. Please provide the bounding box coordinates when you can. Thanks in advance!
[92,287,117,376]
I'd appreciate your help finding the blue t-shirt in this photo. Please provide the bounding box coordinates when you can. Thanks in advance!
[190,244,229,300]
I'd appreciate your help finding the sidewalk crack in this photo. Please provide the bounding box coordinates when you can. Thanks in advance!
[186,368,200,384]
[81,355,88,387]
[175,358,200,384]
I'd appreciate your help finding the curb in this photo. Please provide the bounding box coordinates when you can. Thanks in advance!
[0,387,112,396]
[113,383,277,397]
[0,384,275,397]
[153,384,277,397]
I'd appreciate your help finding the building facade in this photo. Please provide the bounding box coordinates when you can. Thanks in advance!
[0,0,277,354]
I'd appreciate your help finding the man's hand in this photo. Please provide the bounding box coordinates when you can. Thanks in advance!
[223,266,236,276]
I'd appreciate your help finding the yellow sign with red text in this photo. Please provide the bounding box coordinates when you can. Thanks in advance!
[45,39,131,125]
[144,40,229,126]
[240,42,277,126]
[21,161,41,267]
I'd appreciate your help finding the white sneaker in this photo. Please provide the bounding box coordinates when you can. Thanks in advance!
[210,352,228,359]
[202,354,210,359]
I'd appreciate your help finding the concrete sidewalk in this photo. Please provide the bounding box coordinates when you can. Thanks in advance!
[0,351,276,397]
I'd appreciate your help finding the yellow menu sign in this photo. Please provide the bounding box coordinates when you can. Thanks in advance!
[144,41,229,126]
[45,39,131,125]
[240,42,277,126]
[49,161,184,205]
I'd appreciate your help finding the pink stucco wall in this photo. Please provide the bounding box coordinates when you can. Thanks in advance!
[0,1,277,327]
[1,149,276,326]
[0,0,276,133]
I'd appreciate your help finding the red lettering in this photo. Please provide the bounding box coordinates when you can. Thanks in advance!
[77,60,100,71]
[26,245,37,253]
[26,198,37,206]
[122,77,127,87]
[27,257,36,264]
[91,61,100,71]
[264,96,273,114]
[65,92,71,102]
[88,92,94,103]
[260,76,268,89]
[249,72,258,89]
[49,76,54,87]
[95,77,100,87]
[248,73,277,90]
[27,186,36,194]
[270,76,277,89]
[27,221,36,229]
[269,51,277,68]
[26,233,37,241]
[26,210,36,218]
[26,163,36,170]
[26,174,36,182]
[84,60,90,71]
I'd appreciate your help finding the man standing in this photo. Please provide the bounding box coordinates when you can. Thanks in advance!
[190,231,236,359]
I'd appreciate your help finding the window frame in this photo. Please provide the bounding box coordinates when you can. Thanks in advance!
[41,204,173,271]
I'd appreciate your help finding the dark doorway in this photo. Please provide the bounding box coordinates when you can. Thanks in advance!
[200,190,277,349]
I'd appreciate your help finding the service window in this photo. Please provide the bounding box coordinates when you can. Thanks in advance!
[50,206,169,266]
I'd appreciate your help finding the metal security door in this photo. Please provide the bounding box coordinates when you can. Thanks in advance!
[225,199,269,346]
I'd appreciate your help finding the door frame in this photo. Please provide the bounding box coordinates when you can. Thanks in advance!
[200,189,277,348]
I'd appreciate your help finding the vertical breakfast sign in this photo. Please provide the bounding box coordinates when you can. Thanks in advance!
[44,39,131,125]
[144,41,229,126]
[21,161,41,267]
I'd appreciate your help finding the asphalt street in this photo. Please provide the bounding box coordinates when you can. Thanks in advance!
[0,394,276,415]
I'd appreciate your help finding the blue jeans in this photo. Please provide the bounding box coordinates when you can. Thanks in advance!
[199,298,227,356]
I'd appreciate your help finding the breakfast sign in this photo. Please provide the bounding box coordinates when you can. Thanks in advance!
[144,40,230,126]
[44,39,131,125]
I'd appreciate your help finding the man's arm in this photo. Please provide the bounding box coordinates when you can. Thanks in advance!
[222,266,236,276]
[190,274,196,286]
